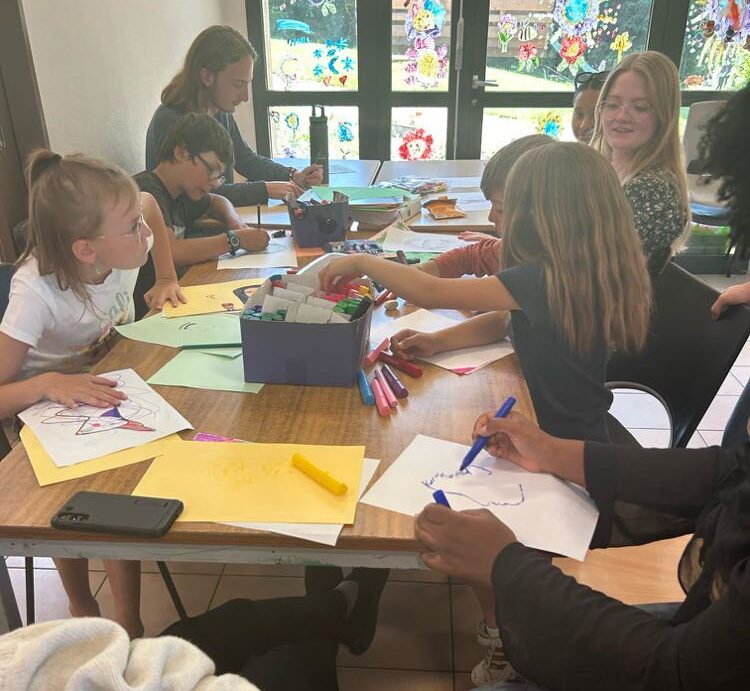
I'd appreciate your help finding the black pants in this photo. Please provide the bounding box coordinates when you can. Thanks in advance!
[160,591,345,690]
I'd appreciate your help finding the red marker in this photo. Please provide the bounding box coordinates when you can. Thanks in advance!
[378,351,423,378]
[396,250,408,265]
[364,337,390,367]
[371,378,391,417]
[375,367,398,408]
[374,288,394,307]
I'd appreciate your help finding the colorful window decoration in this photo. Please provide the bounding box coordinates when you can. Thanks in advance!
[485,0,652,92]
[481,108,574,158]
[269,106,359,159]
[392,0,452,91]
[391,107,447,160]
[266,0,358,91]
[534,111,563,138]
[679,0,750,91]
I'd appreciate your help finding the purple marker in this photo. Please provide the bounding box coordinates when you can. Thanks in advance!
[381,364,408,399]
[432,489,451,508]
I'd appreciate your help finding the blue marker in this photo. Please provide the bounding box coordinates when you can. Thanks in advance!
[357,369,375,405]
[459,396,516,471]
[432,489,451,508]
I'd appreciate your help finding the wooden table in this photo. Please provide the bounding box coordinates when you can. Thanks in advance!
[376,160,495,233]
[0,255,531,574]
[237,159,381,229]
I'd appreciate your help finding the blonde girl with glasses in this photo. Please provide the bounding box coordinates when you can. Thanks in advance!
[590,51,689,277]
[0,150,184,638]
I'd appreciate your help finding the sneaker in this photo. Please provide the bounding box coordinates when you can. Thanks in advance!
[471,638,519,685]
[476,619,499,647]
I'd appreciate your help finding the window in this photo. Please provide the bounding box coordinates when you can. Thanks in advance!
[678,0,750,91]
[248,0,739,162]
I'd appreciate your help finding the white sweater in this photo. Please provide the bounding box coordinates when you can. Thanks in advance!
[0,618,260,691]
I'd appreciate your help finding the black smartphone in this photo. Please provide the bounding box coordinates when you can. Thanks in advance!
[51,491,183,538]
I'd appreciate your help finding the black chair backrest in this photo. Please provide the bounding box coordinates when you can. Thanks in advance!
[607,261,750,447]
[12,220,29,256]
[0,263,14,323]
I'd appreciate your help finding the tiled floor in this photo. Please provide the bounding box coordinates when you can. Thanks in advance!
[4,271,747,689]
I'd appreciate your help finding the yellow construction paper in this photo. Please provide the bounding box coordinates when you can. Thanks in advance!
[132,439,365,524]
[163,279,264,318]
[21,426,179,487]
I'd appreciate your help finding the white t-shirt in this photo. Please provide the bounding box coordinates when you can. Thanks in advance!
[0,256,139,379]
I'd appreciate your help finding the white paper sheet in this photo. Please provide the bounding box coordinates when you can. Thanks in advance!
[361,435,598,561]
[381,225,472,253]
[18,369,192,468]
[223,458,380,546]
[217,234,298,270]
[441,176,482,190]
[371,309,514,373]
[453,192,491,212]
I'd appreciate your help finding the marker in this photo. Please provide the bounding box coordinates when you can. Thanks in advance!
[377,351,423,378]
[433,489,451,508]
[350,296,373,321]
[374,289,394,307]
[357,369,375,405]
[292,453,348,495]
[381,364,408,399]
[396,250,408,265]
[375,368,398,408]
[459,396,517,471]
[182,342,242,350]
[371,378,391,417]
[364,337,390,367]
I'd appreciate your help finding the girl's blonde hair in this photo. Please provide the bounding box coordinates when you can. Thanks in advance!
[19,149,139,305]
[590,51,689,248]
[162,25,257,113]
[501,141,651,357]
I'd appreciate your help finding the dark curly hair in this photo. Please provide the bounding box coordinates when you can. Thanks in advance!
[698,83,750,245]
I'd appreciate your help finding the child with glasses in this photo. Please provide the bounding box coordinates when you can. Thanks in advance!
[133,113,269,316]
[0,150,184,638]
[591,51,689,277]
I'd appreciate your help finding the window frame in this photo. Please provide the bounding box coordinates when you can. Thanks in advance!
[246,0,735,161]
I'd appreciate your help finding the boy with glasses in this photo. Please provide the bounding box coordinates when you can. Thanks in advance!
[135,113,269,271]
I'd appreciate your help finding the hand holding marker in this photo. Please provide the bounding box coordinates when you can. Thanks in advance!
[459,396,516,471]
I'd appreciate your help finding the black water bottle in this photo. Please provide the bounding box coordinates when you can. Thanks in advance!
[309,105,329,185]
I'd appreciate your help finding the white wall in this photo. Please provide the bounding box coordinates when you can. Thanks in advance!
[22,0,257,174]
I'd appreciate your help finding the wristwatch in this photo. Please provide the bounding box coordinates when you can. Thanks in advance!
[226,229,241,256]
[288,166,298,182]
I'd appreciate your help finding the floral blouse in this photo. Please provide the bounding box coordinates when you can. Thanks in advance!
[623,167,687,277]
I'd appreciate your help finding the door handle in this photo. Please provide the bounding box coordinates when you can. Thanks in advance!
[472,75,498,90]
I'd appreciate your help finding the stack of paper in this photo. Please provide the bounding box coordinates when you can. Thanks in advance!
[361,435,599,561]
[18,368,192,468]
[380,223,473,254]
[371,309,514,374]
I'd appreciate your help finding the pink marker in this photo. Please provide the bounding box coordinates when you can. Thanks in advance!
[375,367,398,408]
[364,337,390,367]
[371,378,391,417]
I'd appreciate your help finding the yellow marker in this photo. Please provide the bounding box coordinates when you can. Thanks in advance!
[292,453,348,496]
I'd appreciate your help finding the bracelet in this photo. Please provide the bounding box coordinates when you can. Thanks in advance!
[288,167,298,182]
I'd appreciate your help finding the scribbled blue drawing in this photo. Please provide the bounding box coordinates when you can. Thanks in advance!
[328,57,339,74]
[336,37,348,50]
[313,64,324,78]
[422,464,525,508]
[276,19,312,34]
[342,56,354,71]
[313,48,323,58]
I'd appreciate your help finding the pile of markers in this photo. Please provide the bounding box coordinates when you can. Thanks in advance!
[243,275,372,325]
[357,337,423,417]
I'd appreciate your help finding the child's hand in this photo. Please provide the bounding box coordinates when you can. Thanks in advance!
[711,281,750,319]
[318,255,364,292]
[41,373,128,409]
[145,279,186,310]
[415,505,516,585]
[390,329,442,361]
[472,411,551,473]
[237,228,270,253]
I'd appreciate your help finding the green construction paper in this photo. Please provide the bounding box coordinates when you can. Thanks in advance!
[148,350,263,394]
[194,348,243,359]
[116,313,241,349]
[311,186,417,202]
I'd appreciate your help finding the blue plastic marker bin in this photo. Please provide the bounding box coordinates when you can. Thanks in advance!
[240,275,372,387]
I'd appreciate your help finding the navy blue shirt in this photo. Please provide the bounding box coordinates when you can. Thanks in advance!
[497,263,612,442]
